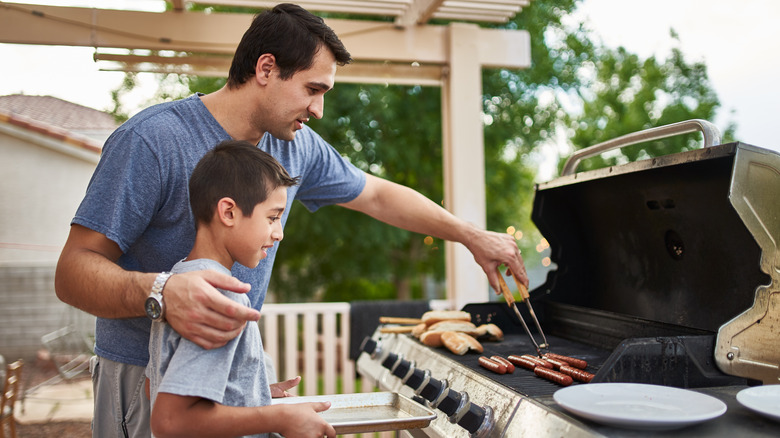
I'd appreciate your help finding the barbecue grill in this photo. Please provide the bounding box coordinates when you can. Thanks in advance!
[356,120,780,437]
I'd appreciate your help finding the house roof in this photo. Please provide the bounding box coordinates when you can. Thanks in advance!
[0,94,117,153]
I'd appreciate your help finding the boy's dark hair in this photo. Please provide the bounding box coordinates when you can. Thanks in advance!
[189,140,299,226]
[227,3,352,88]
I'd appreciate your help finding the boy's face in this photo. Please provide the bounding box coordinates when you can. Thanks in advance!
[229,186,288,269]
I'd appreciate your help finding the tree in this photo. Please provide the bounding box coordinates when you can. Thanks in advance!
[562,31,736,173]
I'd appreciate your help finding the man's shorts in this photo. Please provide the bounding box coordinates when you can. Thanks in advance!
[90,355,151,438]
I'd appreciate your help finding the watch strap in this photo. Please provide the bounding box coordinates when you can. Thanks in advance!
[152,271,173,296]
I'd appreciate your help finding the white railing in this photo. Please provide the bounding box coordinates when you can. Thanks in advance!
[253,300,450,438]
[260,300,450,396]
[259,302,355,396]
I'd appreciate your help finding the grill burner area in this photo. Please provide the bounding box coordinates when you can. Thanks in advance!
[358,134,780,437]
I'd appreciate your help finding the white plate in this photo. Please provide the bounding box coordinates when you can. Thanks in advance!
[737,385,780,422]
[553,383,727,430]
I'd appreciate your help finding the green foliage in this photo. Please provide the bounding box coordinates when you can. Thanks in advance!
[273,84,446,302]
[562,34,735,172]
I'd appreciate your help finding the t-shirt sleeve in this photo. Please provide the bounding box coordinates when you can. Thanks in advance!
[156,332,239,404]
[72,129,164,254]
[292,128,366,212]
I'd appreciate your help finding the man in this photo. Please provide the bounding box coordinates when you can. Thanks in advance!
[55,3,527,437]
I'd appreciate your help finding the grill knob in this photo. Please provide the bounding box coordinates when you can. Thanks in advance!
[381,352,400,370]
[458,403,494,438]
[359,337,377,355]
[391,357,412,379]
[436,388,463,417]
[404,368,427,390]
[419,376,446,402]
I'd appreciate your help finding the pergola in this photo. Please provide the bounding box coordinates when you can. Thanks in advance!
[0,1,533,309]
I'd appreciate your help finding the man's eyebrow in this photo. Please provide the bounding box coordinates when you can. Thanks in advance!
[308,81,332,92]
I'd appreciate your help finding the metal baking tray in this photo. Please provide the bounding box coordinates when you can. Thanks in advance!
[271,391,436,434]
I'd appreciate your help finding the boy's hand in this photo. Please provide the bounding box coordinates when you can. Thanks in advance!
[163,270,260,349]
[280,402,336,438]
[271,376,301,398]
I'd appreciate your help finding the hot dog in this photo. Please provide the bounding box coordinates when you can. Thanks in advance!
[520,354,553,369]
[559,365,595,383]
[542,357,567,370]
[490,355,515,373]
[534,366,573,386]
[544,353,588,369]
[507,355,538,370]
[478,356,507,374]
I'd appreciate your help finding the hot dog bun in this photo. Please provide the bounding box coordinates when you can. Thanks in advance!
[411,323,428,338]
[441,331,483,355]
[421,310,471,326]
[427,320,479,336]
[475,323,504,341]
[420,330,446,347]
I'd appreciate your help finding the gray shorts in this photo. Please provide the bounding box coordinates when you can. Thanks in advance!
[90,355,151,438]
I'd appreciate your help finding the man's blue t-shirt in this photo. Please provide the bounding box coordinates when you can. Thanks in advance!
[73,94,366,367]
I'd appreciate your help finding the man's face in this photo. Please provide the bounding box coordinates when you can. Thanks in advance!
[259,48,337,141]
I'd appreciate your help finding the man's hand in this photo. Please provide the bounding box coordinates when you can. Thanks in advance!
[464,228,528,294]
[270,376,301,398]
[163,270,259,349]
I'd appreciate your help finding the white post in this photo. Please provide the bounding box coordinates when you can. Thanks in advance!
[442,22,490,310]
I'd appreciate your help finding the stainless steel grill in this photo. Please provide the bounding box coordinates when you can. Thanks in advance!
[356,121,780,437]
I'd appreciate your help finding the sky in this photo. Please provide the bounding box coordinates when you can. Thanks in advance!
[1,0,779,152]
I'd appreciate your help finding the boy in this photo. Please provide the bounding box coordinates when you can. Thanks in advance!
[147,140,336,438]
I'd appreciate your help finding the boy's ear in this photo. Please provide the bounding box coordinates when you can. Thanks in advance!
[216,197,238,226]
[255,53,276,85]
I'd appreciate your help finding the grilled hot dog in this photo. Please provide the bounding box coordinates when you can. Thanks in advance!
[534,366,573,386]
[507,355,538,370]
[521,354,553,369]
[542,357,567,370]
[478,356,507,374]
[490,355,515,373]
[544,353,588,370]
[559,365,595,383]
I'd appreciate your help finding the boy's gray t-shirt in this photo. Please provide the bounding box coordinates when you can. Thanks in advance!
[148,258,269,438]
[73,94,366,367]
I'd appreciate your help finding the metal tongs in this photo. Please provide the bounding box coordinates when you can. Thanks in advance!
[496,267,549,357]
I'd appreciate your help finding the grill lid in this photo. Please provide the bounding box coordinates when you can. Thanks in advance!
[532,120,779,383]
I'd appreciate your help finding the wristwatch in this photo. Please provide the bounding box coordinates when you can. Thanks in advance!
[145,272,173,321]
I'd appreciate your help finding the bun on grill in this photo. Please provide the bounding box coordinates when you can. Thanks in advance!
[421,310,471,326]
[427,320,479,337]
[475,323,504,341]
[441,331,483,355]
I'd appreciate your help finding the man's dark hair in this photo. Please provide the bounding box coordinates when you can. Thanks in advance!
[227,3,352,88]
[189,140,299,226]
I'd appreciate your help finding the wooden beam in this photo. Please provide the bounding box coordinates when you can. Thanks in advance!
[94,52,444,85]
[395,0,444,27]
[0,4,529,68]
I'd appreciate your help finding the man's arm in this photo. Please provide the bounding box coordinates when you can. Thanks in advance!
[339,174,528,292]
[54,224,260,349]
[151,393,335,438]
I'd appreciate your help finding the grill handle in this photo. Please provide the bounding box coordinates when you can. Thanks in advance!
[561,119,721,176]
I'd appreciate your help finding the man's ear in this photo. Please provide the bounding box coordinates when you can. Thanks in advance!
[216,197,238,226]
[255,53,276,85]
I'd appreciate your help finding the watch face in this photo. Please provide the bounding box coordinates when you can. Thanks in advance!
[145,297,163,320]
